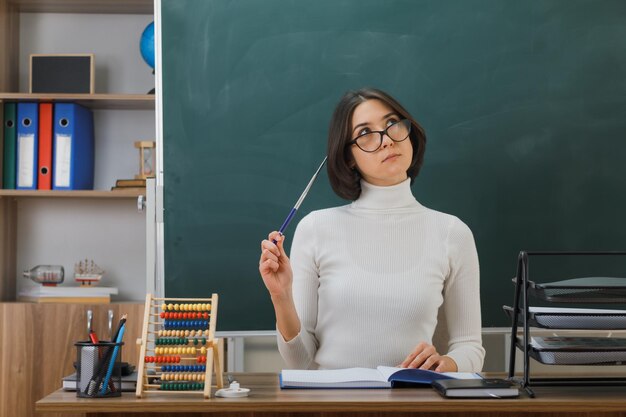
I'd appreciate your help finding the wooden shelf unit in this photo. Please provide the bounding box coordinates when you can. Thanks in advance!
[0,0,155,303]
[0,189,145,198]
[0,93,155,110]
[0,1,155,416]
[10,0,153,14]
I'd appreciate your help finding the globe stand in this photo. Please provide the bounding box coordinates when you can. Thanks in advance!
[148,69,155,95]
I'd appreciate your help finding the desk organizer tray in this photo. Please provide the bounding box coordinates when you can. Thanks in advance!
[527,277,626,303]
[519,337,626,365]
[503,306,626,329]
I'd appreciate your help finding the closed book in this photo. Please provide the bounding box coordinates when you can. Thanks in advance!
[16,102,39,189]
[37,102,53,189]
[432,378,519,398]
[280,366,481,389]
[19,285,117,297]
[115,178,146,187]
[111,186,145,192]
[52,103,94,190]
[63,371,137,391]
[2,102,17,189]
[19,295,110,304]
[18,286,118,303]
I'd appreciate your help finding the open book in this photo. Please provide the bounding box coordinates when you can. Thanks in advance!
[280,366,482,389]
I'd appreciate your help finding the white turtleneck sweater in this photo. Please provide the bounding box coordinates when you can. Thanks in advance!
[276,178,485,372]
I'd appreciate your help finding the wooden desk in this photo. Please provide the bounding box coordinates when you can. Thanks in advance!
[36,373,626,417]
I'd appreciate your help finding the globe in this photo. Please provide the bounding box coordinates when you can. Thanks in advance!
[140,22,155,69]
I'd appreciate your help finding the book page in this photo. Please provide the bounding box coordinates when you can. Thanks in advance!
[376,366,481,381]
[282,368,386,384]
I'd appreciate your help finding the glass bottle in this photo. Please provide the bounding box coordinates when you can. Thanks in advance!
[23,265,64,285]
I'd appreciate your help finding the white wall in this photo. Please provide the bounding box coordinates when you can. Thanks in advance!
[232,329,626,374]
[234,332,504,373]
[19,13,154,94]
[16,13,155,301]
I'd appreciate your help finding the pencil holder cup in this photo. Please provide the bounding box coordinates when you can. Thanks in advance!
[75,341,124,398]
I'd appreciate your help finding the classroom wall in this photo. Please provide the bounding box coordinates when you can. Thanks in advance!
[15,13,155,301]
[239,333,504,372]
[16,10,625,376]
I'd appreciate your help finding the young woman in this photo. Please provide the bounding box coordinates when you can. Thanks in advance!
[259,88,484,372]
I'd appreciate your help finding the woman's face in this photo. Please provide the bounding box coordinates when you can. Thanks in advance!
[349,99,413,187]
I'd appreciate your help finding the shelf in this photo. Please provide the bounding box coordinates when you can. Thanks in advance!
[0,189,144,198]
[516,337,626,366]
[503,305,626,330]
[0,93,154,110]
[11,0,153,14]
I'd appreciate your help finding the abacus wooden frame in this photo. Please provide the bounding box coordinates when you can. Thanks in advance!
[135,293,224,398]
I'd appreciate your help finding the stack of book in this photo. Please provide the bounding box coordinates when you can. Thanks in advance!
[63,370,138,392]
[111,178,146,192]
[18,285,118,303]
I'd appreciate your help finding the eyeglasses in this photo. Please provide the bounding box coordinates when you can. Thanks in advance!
[347,119,411,153]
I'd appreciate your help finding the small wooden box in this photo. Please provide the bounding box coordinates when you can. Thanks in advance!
[30,54,95,94]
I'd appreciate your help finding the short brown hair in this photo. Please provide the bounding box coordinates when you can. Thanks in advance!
[326,88,427,201]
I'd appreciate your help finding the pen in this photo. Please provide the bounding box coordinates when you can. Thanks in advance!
[99,323,126,395]
[272,156,327,244]
[89,331,99,345]
[89,329,101,362]
[89,328,116,392]
[111,313,127,342]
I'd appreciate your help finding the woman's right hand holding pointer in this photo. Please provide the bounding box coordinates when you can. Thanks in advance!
[259,231,294,302]
[260,232,301,341]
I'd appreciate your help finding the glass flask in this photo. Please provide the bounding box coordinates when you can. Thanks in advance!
[23,265,65,285]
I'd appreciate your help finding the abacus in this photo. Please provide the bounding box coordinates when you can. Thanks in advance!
[135,293,224,398]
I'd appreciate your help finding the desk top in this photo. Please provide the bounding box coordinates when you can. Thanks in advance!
[36,373,626,414]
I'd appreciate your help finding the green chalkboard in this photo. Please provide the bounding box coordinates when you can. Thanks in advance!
[162,0,626,331]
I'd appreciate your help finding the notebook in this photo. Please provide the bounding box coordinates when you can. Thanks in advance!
[62,371,137,391]
[280,366,481,389]
[432,378,519,398]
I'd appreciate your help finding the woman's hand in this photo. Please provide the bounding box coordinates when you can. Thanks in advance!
[399,342,458,372]
[259,231,294,301]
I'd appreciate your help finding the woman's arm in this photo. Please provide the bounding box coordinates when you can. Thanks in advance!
[260,215,320,369]
[442,217,485,372]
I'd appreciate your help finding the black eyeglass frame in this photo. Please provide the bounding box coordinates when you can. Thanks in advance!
[346,119,412,153]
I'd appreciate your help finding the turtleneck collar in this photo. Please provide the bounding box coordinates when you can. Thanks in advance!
[351,178,422,210]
